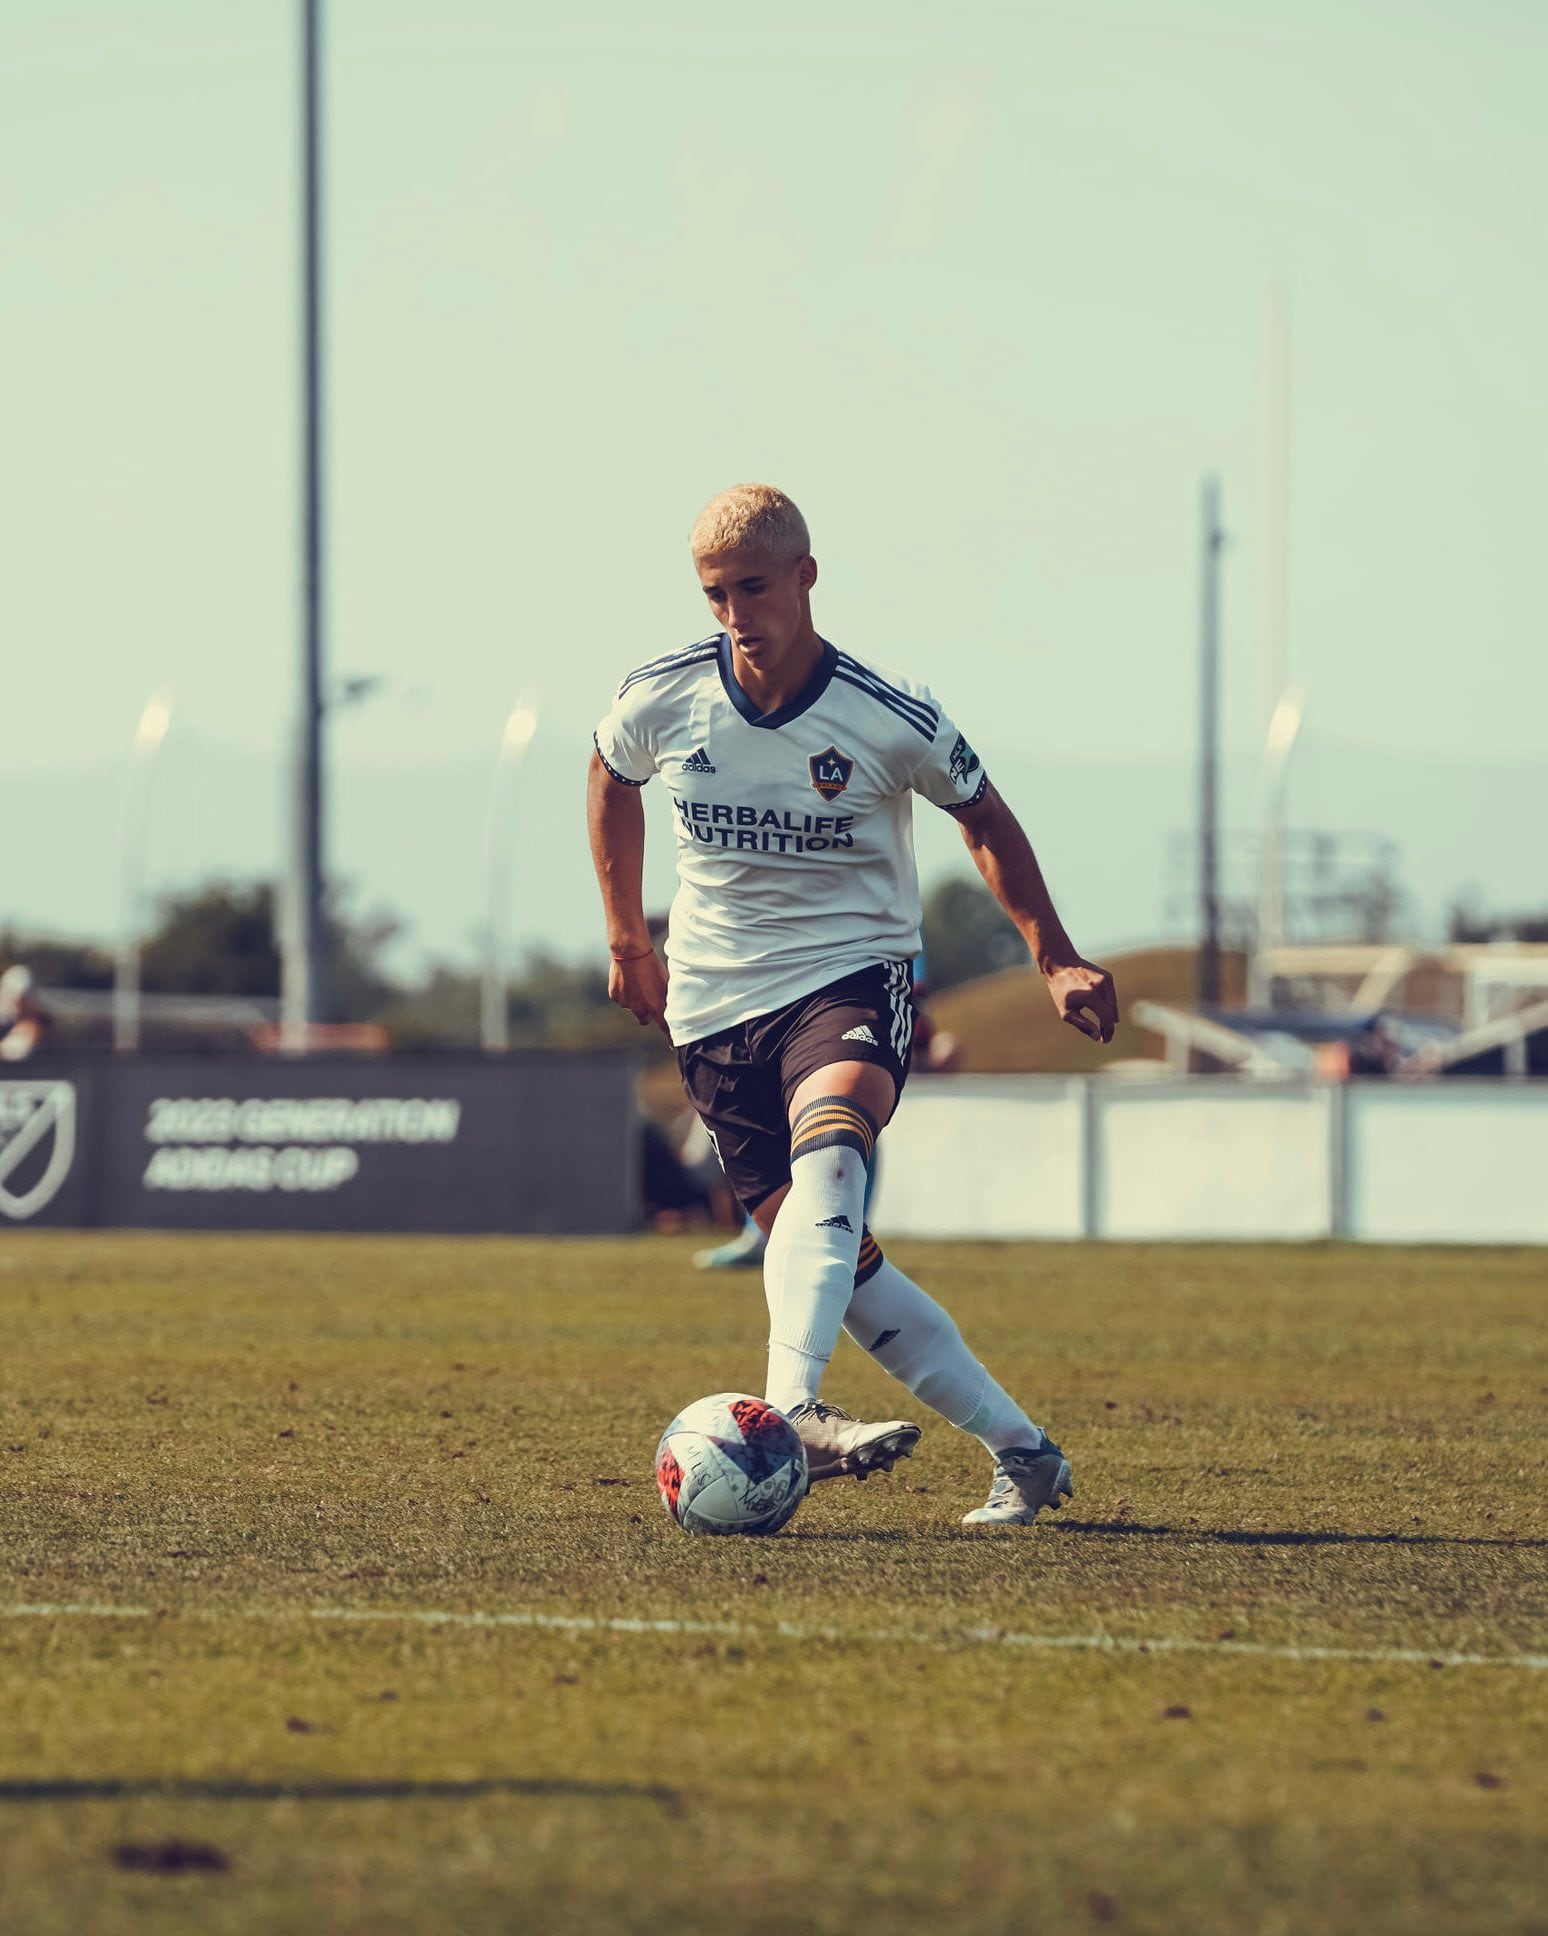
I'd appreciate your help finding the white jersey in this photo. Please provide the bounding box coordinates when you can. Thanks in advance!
[594,633,989,1045]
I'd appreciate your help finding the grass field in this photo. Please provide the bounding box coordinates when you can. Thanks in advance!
[0,1233,1544,1936]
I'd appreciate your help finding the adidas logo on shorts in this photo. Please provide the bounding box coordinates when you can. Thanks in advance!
[840,1024,878,1045]
[681,746,716,773]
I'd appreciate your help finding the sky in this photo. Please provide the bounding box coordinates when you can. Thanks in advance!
[3,1,1545,968]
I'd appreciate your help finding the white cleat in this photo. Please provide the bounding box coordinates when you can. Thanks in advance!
[961,1439,1074,1526]
[786,1400,922,1484]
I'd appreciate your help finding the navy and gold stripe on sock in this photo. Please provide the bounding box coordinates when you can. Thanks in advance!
[854,1226,884,1288]
[789,1095,878,1166]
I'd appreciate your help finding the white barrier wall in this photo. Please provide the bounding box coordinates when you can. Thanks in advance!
[873,1076,1547,1244]
[1347,1083,1548,1244]
[869,1078,1086,1239]
[1093,1085,1335,1241]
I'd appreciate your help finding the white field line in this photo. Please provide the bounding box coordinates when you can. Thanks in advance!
[4,1602,1546,1672]
[6,1604,155,1619]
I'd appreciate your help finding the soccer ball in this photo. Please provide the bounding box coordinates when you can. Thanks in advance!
[655,1393,809,1536]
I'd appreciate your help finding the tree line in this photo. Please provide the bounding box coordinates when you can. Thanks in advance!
[0,875,1033,1052]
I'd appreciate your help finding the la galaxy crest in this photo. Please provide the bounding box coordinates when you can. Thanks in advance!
[808,746,855,803]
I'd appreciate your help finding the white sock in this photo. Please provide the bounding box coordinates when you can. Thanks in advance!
[762,1098,874,1413]
[844,1253,1041,1456]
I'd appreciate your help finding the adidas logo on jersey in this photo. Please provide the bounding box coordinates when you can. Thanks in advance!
[680,746,716,773]
[840,1024,878,1045]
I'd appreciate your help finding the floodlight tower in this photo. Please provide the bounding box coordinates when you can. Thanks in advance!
[1197,476,1225,1008]
[482,704,541,1052]
[1258,685,1307,999]
[1251,285,1294,1009]
[282,0,329,1051]
[113,691,176,1053]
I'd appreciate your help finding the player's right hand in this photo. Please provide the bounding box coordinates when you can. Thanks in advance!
[609,950,671,1037]
[1042,957,1120,1045]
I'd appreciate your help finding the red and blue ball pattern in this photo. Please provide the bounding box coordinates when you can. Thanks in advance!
[654,1392,809,1536]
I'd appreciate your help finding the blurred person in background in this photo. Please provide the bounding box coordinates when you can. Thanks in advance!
[907,953,961,1074]
[0,966,53,1061]
[640,1115,716,1232]
[693,1205,768,1272]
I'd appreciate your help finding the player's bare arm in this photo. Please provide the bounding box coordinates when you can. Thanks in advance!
[586,751,670,1035]
[951,782,1119,1045]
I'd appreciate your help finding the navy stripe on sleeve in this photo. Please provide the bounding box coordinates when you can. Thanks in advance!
[593,733,648,786]
[831,667,938,742]
[833,653,938,735]
[618,640,721,697]
[939,771,990,813]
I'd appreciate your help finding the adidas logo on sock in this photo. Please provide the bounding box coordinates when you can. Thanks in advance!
[840,1024,878,1044]
[815,1214,854,1231]
[681,746,716,773]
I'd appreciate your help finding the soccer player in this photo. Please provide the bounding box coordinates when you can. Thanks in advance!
[588,484,1118,1526]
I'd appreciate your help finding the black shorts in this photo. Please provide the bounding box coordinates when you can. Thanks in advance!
[676,960,916,1214]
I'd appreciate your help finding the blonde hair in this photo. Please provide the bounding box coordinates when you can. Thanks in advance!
[689,483,810,562]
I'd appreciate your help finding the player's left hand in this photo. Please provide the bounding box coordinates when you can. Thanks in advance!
[1042,958,1119,1045]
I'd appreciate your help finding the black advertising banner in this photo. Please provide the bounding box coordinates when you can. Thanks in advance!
[0,1055,638,1235]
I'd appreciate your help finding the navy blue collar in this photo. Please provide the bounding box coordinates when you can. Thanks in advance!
[717,634,837,730]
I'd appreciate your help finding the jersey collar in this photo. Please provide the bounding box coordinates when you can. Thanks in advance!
[717,634,838,730]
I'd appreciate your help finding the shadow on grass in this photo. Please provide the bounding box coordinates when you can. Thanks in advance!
[1054,1521,1548,1550]
[0,1776,680,1813]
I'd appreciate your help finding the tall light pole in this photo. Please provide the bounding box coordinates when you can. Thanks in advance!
[1253,685,1307,1009]
[482,704,541,1052]
[1252,284,1293,1010]
[1197,475,1225,1008]
[282,0,328,1053]
[114,692,176,1053]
